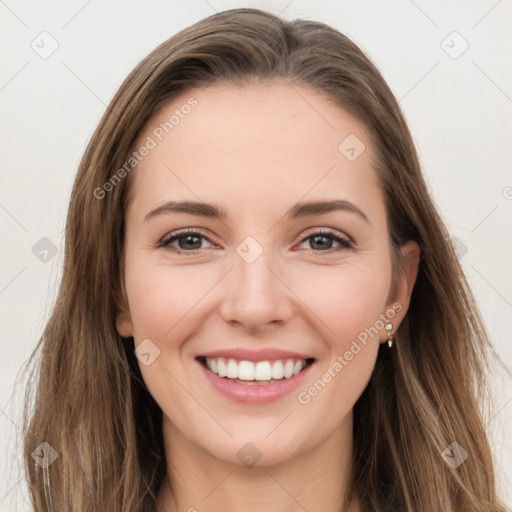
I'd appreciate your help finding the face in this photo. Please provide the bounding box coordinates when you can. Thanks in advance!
[117,82,417,467]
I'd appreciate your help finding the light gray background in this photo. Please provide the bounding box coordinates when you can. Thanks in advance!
[1,0,511,510]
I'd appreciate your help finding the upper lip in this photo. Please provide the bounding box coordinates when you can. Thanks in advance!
[198,348,315,362]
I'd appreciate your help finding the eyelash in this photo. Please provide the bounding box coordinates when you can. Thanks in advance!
[157,228,353,255]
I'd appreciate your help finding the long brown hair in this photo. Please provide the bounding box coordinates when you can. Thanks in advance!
[20,8,509,511]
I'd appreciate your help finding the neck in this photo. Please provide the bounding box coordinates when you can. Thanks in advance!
[156,413,361,512]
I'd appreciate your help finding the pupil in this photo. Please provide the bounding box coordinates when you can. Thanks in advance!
[312,235,331,250]
[181,235,200,250]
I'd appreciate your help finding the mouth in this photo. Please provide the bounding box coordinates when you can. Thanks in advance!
[196,356,315,386]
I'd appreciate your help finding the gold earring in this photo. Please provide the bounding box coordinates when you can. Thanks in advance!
[385,323,394,348]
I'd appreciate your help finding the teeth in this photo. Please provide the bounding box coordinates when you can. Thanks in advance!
[238,360,254,380]
[204,357,308,381]
[254,361,272,381]
[217,359,227,377]
[283,360,294,378]
[226,359,238,378]
[271,360,283,379]
[293,360,303,376]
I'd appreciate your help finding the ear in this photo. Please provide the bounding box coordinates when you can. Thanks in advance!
[115,285,134,338]
[380,240,420,343]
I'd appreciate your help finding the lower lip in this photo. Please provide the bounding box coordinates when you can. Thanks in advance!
[197,359,314,404]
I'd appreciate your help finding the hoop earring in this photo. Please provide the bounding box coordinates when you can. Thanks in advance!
[385,323,394,348]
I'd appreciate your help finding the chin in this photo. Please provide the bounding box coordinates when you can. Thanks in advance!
[209,438,306,469]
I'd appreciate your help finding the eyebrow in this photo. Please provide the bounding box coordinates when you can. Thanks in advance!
[144,199,369,224]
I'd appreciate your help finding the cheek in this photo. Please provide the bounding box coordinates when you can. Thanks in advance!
[124,261,216,342]
[125,250,392,351]
[287,258,391,346]
[291,265,388,434]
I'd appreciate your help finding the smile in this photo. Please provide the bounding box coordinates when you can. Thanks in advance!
[201,356,313,384]
[196,355,315,403]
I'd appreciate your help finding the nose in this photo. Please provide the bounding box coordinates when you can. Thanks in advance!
[219,245,294,334]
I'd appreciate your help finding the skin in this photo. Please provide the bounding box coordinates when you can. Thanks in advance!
[116,81,420,512]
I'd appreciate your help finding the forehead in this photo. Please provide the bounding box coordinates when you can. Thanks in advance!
[127,81,383,221]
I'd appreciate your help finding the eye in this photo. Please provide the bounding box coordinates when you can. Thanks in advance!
[297,229,353,253]
[158,228,353,255]
[158,229,214,254]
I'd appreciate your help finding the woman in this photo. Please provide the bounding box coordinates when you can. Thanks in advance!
[21,8,509,512]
